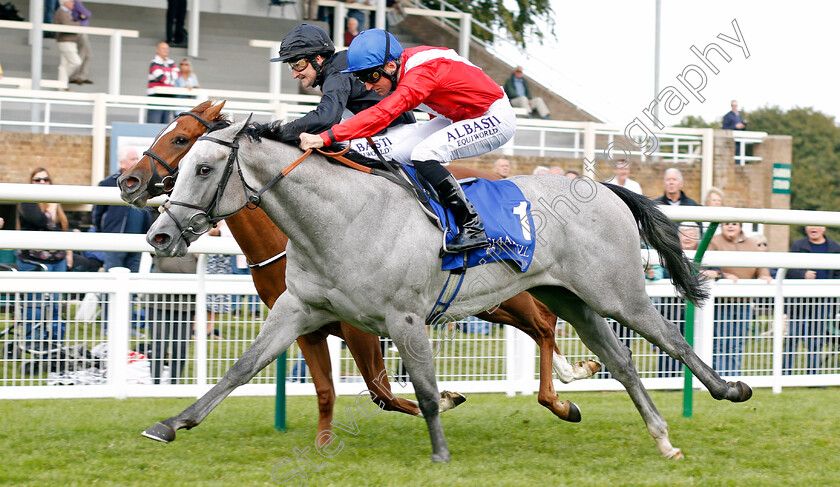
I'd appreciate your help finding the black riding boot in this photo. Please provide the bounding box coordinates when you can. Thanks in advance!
[434,174,489,253]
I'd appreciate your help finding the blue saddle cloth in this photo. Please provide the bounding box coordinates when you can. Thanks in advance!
[402,166,536,272]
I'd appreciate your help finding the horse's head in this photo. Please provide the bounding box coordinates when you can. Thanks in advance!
[118,100,227,207]
[147,116,252,257]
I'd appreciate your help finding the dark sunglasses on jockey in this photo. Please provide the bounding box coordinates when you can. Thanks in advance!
[353,67,385,84]
[288,58,310,72]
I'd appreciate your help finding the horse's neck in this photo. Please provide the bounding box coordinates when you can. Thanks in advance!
[238,142,387,252]
[225,209,288,263]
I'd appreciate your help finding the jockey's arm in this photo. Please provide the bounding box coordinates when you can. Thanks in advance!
[299,132,325,150]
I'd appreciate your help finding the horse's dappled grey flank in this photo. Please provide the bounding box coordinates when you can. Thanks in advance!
[145,118,752,462]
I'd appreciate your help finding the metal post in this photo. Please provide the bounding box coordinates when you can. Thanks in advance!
[188,0,201,58]
[683,221,718,417]
[459,13,471,59]
[772,268,787,394]
[275,351,287,432]
[653,0,661,121]
[582,122,596,180]
[334,3,347,49]
[108,31,123,95]
[30,0,44,131]
[375,0,386,30]
[195,254,208,388]
[107,267,131,398]
[269,41,282,99]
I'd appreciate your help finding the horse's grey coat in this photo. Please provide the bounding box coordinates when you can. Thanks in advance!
[146,119,751,461]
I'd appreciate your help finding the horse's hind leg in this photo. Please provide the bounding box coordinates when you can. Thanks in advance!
[529,288,682,459]
[612,300,752,403]
[142,293,333,443]
[296,329,338,442]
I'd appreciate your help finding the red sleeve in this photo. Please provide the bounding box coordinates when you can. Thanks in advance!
[319,64,438,144]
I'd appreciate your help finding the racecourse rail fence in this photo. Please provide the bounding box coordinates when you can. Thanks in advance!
[1,188,839,400]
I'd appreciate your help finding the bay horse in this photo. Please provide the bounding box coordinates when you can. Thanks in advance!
[120,101,599,442]
[143,118,752,462]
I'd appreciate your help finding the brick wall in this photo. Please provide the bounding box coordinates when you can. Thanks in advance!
[0,132,96,185]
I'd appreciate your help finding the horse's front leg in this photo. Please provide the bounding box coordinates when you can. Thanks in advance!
[142,292,334,443]
[296,328,339,443]
[388,311,450,463]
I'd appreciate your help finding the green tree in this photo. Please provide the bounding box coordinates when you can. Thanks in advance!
[421,0,554,47]
[676,115,718,129]
[748,106,840,243]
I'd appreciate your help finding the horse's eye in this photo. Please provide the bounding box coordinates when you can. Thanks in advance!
[174,136,189,145]
[198,164,212,176]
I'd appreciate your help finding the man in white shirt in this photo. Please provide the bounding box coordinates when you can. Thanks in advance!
[608,159,643,195]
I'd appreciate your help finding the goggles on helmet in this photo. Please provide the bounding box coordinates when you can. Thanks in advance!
[288,58,310,72]
[353,67,385,84]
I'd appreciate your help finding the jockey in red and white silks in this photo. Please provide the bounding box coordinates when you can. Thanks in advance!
[299,29,516,253]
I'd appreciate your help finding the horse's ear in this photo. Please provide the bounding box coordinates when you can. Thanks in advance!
[236,113,254,136]
[192,99,213,114]
[205,99,226,121]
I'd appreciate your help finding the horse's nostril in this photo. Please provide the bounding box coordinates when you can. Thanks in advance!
[124,177,139,190]
[154,234,167,244]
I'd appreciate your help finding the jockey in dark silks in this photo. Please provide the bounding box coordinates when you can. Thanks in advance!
[298,29,517,253]
[264,24,416,162]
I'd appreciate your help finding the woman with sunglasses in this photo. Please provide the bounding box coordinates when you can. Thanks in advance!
[16,167,70,343]
[262,23,416,163]
[298,29,517,253]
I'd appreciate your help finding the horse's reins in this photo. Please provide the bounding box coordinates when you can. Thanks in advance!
[143,111,214,195]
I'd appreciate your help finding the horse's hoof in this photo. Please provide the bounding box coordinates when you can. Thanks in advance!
[445,391,466,407]
[729,381,753,402]
[142,421,176,443]
[564,401,582,423]
[430,451,451,463]
[667,448,684,460]
[581,359,602,375]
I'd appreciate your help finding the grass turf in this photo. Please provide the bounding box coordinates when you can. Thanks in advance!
[0,387,838,486]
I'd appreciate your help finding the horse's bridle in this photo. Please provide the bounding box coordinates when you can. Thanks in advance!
[143,111,214,196]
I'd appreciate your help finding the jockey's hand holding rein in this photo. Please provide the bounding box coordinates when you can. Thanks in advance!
[299,133,325,150]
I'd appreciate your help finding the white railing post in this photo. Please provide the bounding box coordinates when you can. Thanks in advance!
[458,13,471,59]
[701,128,714,202]
[327,334,343,388]
[504,324,517,397]
[375,0,387,30]
[91,93,107,186]
[108,31,123,95]
[518,328,536,395]
[269,41,282,99]
[772,269,787,393]
[107,267,131,398]
[188,0,201,59]
[334,3,347,49]
[195,253,208,389]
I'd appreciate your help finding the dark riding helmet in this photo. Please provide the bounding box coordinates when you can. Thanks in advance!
[269,24,335,63]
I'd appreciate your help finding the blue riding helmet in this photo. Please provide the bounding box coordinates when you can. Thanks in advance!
[341,29,403,73]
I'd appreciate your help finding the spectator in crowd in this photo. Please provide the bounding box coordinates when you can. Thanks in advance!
[703,187,725,207]
[16,167,69,342]
[503,66,550,119]
[166,0,188,48]
[92,146,153,272]
[722,100,747,130]
[174,58,200,90]
[706,222,772,373]
[607,159,643,194]
[149,253,197,384]
[69,0,92,85]
[147,42,180,124]
[533,165,549,175]
[302,0,319,21]
[54,0,81,91]
[549,166,565,176]
[565,170,580,178]
[493,157,510,179]
[344,16,360,47]
[654,168,699,206]
[752,233,776,278]
[44,0,59,34]
[723,100,747,162]
[784,226,840,375]
[0,215,15,265]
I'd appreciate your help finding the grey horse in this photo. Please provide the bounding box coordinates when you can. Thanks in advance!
[145,119,752,462]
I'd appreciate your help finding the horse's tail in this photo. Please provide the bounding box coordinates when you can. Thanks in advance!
[602,183,710,306]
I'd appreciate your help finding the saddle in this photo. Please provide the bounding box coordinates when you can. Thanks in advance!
[319,146,536,273]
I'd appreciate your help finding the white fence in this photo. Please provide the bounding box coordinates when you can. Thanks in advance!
[2,190,840,400]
